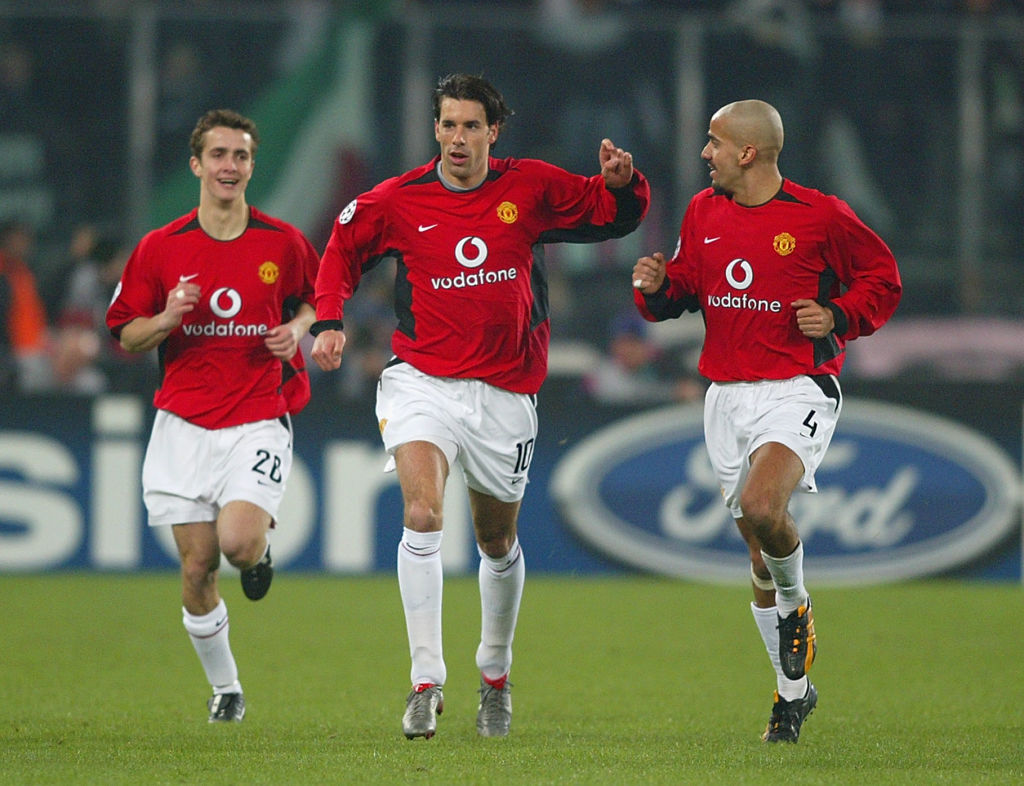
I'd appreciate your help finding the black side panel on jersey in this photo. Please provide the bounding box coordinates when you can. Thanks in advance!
[812,265,844,367]
[156,341,168,389]
[812,332,844,368]
[529,243,549,330]
[393,253,415,340]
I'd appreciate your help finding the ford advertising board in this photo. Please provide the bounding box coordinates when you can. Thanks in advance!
[550,398,1021,584]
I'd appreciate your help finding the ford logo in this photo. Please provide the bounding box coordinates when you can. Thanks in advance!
[551,399,1020,585]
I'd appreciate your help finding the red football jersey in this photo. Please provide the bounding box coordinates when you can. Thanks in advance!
[634,180,901,382]
[316,155,650,394]
[107,207,319,428]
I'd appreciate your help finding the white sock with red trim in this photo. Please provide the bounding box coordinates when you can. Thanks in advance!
[476,538,524,683]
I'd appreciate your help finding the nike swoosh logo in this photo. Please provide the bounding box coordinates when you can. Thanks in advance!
[178,273,199,281]
[418,224,438,232]
[703,236,721,244]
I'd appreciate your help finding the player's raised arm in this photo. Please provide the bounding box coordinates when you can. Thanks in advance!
[599,138,634,188]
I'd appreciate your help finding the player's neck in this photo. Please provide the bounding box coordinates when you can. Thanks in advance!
[733,171,783,208]
[197,198,250,241]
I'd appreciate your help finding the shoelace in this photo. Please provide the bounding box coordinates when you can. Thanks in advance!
[478,683,510,716]
[407,689,437,723]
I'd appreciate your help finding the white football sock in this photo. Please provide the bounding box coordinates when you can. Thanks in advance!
[751,602,808,701]
[476,538,524,681]
[182,599,242,694]
[397,527,445,687]
[760,541,808,617]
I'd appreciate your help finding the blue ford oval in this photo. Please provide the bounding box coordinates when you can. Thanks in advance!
[550,399,1020,584]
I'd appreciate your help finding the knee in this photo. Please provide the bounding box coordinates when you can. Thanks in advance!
[218,531,264,569]
[739,488,784,540]
[477,530,514,559]
[404,498,443,533]
[180,550,219,590]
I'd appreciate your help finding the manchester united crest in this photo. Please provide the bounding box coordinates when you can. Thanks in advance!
[258,261,280,284]
[773,232,796,256]
[497,201,518,224]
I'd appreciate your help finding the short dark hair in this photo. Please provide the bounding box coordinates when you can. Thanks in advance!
[432,73,514,133]
[189,109,260,159]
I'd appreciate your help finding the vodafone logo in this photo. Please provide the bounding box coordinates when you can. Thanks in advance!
[455,236,488,268]
[210,287,242,318]
[708,257,781,312]
[430,235,516,291]
[725,258,753,290]
[180,286,269,337]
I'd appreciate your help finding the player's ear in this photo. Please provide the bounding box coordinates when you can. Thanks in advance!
[189,156,202,177]
[488,124,499,145]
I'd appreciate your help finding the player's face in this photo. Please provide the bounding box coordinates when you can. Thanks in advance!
[435,97,498,189]
[190,126,255,205]
[701,115,742,194]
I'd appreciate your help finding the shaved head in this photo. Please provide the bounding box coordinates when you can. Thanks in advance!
[713,100,784,164]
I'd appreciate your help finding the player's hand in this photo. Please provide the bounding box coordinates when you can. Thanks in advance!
[632,252,667,294]
[158,281,200,331]
[600,138,634,189]
[311,329,346,371]
[792,298,835,338]
[264,323,300,360]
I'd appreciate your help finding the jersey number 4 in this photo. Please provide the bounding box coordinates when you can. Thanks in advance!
[802,410,818,438]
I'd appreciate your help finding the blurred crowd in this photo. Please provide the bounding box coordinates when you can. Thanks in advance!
[2,0,1023,399]
[0,218,156,394]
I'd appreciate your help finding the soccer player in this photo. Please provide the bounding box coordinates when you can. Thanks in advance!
[631,100,901,743]
[106,109,319,722]
[311,73,649,739]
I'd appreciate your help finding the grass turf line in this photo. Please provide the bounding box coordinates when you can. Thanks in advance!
[0,574,1021,785]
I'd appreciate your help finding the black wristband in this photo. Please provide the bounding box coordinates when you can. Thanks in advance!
[827,303,848,336]
[309,319,344,336]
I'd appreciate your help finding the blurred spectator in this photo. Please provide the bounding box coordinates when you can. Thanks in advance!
[583,309,704,405]
[0,220,50,391]
[0,219,152,395]
[54,225,141,393]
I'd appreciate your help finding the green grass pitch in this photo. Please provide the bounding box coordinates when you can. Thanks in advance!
[1,573,1021,784]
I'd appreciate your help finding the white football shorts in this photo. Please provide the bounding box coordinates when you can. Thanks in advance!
[704,375,842,518]
[142,410,293,526]
[375,360,539,503]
